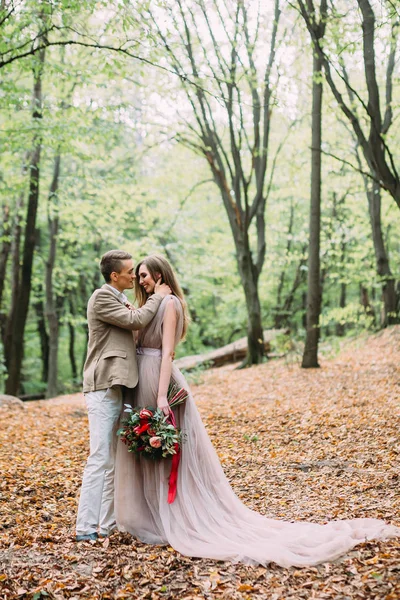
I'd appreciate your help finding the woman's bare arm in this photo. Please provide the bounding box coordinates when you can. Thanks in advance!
[157,298,177,416]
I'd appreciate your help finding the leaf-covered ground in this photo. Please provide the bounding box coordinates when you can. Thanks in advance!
[1,327,400,599]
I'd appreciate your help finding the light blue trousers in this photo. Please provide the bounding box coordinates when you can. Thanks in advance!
[76,387,122,535]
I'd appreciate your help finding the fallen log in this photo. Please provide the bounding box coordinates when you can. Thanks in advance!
[20,393,45,402]
[175,329,289,372]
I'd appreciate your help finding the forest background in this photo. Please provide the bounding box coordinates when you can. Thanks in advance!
[1,0,399,399]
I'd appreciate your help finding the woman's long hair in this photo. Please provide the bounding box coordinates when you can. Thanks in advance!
[135,254,189,340]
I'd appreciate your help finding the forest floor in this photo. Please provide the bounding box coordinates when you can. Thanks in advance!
[1,327,400,600]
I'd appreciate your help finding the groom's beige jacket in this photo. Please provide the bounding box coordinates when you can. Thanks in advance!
[83,285,163,393]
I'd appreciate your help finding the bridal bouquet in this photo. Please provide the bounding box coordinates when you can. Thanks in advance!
[117,382,187,458]
[118,382,188,503]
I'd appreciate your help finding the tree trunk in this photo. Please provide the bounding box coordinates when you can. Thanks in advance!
[283,253,307,323]
[302,48,323,368]
[2,192,24,362]
[301,292,307,329]
[45,154,61,398]
[354,144,398,327]
[68,298,78,382]
[237,242,264,366]
[336,239,347,336]
[0,204,12,348]
[339,282,346,311]
[274,201,294,327]
[92,240,103,290]
[5,47,45,396]
[336,284,347,336]
[33,294,49,383]
[0,204,11,312]
[367,180,398,325]
[79,273,90,373]
[275,254,307,329]
[360,285,376,324]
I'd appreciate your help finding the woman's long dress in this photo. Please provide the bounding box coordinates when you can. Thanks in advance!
[114,296,399,568]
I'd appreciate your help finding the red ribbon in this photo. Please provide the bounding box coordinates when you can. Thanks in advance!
[168,444,181,504]
[167,410,181,504]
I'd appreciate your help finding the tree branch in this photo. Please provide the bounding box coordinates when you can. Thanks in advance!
[319,149,381,184]
[382,15,399,134]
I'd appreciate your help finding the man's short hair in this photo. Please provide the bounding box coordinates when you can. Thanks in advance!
[100,250,132,283]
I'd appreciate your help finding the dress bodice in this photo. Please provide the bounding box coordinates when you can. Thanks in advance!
[137,295,183,350]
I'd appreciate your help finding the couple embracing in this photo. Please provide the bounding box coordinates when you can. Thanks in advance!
[76,250,399,568]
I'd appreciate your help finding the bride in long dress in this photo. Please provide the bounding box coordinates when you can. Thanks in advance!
[114,254,399,568]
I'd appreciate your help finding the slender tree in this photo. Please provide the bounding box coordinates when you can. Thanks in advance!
[0,204,11,311]
[274,201,307,328]
[298,0,327,368]
[298,0,400,208]
[359,167,397,325]
[68,297,78,383]
[331,191,348,336]
[1,165,26,363]
[45,154,61,398]
[335,18,399,325]
[145,0,281,364]
[33,290,50,385]
[5,44,45,395]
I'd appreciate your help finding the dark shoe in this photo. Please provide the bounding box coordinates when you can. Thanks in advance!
[76,532,98,542]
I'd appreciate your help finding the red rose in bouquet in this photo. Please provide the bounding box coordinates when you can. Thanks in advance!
[139,408,153,420]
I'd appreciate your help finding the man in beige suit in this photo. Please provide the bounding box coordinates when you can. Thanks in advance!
[76,249,171,541]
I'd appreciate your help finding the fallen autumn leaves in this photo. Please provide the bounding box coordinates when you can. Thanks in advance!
[1,327,399,599]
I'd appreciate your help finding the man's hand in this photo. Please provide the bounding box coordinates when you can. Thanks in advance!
[154,278,171,297]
